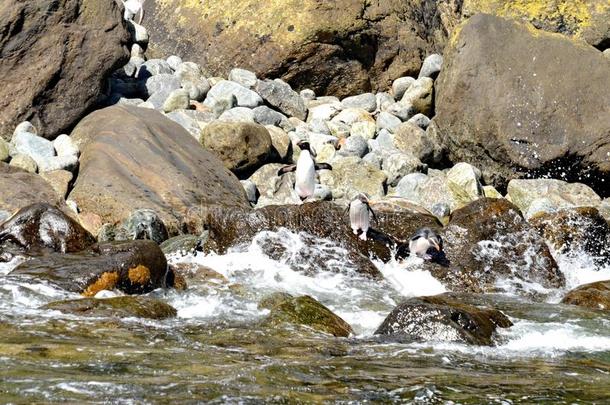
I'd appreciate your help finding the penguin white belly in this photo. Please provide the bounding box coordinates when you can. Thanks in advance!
[295,152,316,199]
[410,237,431,259]
[349,200,370,240]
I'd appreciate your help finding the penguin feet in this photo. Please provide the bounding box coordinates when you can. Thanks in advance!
[358,232,368,241]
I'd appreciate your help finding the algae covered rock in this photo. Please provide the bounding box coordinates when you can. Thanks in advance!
[375,294,512,345]
[43,296,177,319]
[259,292,353,337]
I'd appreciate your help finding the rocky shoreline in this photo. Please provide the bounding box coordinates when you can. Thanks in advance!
[1,0,610,346]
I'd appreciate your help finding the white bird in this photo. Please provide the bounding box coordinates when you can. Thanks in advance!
[121,0,145,24]
[348,193,377,241]
[277,141,332,201]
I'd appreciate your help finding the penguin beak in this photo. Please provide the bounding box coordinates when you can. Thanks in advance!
[430,239,441,252]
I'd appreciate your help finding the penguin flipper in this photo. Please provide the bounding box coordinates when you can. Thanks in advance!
[314,163,332,171]
[366,228,398,246]
[368,206,378,224]
[277,165,297,176]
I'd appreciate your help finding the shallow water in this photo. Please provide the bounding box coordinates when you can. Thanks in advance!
[1,229,609,403]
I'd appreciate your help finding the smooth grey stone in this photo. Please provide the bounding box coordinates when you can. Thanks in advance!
[362,152,383,169]
[375,129,396,150]
[253,106,290,128]
[166,110,207,138]
[300,89,316,100]
[162,89,190,112]
[408,113,431,129]
[146,88,174,109]
[53,134,79,157]
[254,79,307,120]
[36,154,79,173]
[430,202,451,218]
[339,135,368,158]
[117,97,145,106]
[387,102,416,121]
[13,121,37,136]
[9,153,37,173]
[341,93,376,113]
[418,54,443,79]
[138,59,173,79]
[376,92,395,112]
[394,172,429,200]
[145,74,181,96]
[218,107,256,123]
[228,68,258,89]
[204,80,263,109]
[11,131,54,160]
[241,179,259,204]
[166,55,183,71]
[382,152,425,187]
[376,112,402,133]
[392,77,416,100]
[308,118,331,135]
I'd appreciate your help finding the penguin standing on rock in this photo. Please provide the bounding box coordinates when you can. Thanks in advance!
[348,193,377,241]
[277,141,332,201]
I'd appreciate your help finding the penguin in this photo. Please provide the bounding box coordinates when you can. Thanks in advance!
[120,0,145,24]
[277,141,332,201]
[347,193,377,241]
[407,227,444,261]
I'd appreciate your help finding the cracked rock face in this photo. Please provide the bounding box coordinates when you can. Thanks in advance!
[142,0,463,97]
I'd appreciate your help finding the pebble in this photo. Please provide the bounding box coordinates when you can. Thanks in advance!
[418,54,443,79]
[376,92,395,112]
[228,68,258,89]
[382,151,425,187]
[11,131,55,160]
[140,59,173,78]
[308,118,331,135]
[218,107,256,123]
[339,135,368,158]
[53,134,79,157]
[37,154,79,173]
[13,121,37,136]
[387,102,416,121]
[376,111,402,133]
[254,79,307,121]
[341,93,377,113]
[162,89,190,113]
[166,55,183,71]
[300,89,316,100]
[253,106,290,128]
[205,80,263,109]
[408,113,431,129]
[0,138,9,162]
[392,76,415,100]
[241,180,259,204]
[145,74,181,96]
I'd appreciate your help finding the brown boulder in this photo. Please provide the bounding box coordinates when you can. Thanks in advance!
[10,240,168,295]
[0,163,67,214]
[0,0,131,139]
[142,0,463,96]
[68,105,249,236]
[435,14,610,196]
[374,293,513,345]
[561,280,610,311]
[200,122,273,177]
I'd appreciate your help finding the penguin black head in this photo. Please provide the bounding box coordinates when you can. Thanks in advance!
[297,141,316,157]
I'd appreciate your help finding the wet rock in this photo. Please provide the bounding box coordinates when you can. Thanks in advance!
[433,198,565,293]
[374,294,512,345]
[561,280,610,312]
[259,292,353,337]
[435,14,610,195]
[254,79,307,121]
[204,201,441,277]
[43,296,177,319]
[160,234,204,256]
[11,240,168,295]
[0,203,95,254]
[0,0,130,139]
[116,209,170,244]
[0,163,67,213]
[68,105,249,236]
[200,122,273,177]
[529,207,610,261]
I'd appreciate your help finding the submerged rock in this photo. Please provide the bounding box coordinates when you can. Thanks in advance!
[0,203,95,254]
[43,296,177,319]
[10,240,168,295]
[374,294,512,345]
[259,292,353,337]
[561,280,610,312]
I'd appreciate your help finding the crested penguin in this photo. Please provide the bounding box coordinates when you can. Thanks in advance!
[408,227,443,261]
[348,193,377,241]
[277,141,332,201]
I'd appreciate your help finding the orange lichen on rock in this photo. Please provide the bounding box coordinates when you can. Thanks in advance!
[82,272,120,297]
[128,265,151,285]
